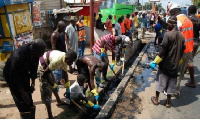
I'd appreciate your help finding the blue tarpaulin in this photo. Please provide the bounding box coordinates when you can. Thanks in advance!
[0,0,34,7]
[0,0,4,8]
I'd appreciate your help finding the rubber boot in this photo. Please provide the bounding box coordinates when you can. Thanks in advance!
[20,112,31,119]
[31,106,36,119]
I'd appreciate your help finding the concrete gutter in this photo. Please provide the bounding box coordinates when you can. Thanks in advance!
[96,43,148,119]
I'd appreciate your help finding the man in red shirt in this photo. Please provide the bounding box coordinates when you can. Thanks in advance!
[92,34,122,87]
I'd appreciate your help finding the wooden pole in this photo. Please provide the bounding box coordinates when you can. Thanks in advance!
[90,0,94,54]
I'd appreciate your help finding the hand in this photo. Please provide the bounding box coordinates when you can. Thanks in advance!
[64,88,70,99]
[94,95,99,101]
[52,85,59,93]
[92,104,100,111]
[122,48,127,54]
[110,64,114,70]
[101,52,106,57]
[21,90,31,104]
[64,81,70,89]
[150,61,157,69]
[67,45,71,50]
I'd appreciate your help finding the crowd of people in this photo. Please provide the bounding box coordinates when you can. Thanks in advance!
[2,3,200,119]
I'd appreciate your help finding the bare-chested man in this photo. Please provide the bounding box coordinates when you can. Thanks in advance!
[76,55,108,103]
[51,21,66,53]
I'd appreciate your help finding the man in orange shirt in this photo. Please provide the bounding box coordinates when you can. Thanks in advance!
[124,14,131,37]
[121,15,125,35]
[105,15,113,35]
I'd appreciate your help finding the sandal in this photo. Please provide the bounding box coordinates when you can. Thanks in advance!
[185,83,196,88]
[165,101,171,108]
[151,96,159,105]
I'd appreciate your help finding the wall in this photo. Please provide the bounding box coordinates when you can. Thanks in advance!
[34,0,62,46]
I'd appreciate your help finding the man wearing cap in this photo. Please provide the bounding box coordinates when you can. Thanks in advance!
[150,16,185,108]
[65,16,79,74]
[116,35,132,66]
[170,4,194,97]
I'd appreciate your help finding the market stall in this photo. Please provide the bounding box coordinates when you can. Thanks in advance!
[0,0,34,61]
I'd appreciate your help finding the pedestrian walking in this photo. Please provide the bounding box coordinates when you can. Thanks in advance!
[150,16,185,108]
[3,39,46,119]
[150,13,155,31]
[65,16,78,74]
[154,16,162,45]
[124,14,131,37]
[77,15,86,58]
[185,5,200,88]
[105,15,113,35]
[96,14,104,31]
[141,13,147,39]
[115,17,122,36]
[169,4,194,97]
[134,12,138,28]
[121,15,125,35]
[131,12,136,34]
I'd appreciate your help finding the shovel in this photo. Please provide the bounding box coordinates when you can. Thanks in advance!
[103,57,117,77]
[71,99,87,114]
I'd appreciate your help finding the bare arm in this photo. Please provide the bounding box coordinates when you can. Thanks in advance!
[100,40,105,48]
[89,66,96,90]
[65,33,70,50]
[51,33,57,50]
[112,51,115,61]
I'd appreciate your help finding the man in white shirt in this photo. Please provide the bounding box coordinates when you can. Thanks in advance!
[65,16,79,74]
[69,74,100,111]
[115,18,122,36]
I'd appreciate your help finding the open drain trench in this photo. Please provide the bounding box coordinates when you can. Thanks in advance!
[55,40,147,119]
[64,40,145,119]
[95,43,158,119]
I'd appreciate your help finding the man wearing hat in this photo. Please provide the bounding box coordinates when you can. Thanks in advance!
[65,16,78,74]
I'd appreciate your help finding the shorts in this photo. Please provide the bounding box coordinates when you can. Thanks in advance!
[155,69,177,94]
[39,71,56,105]
[53,70,63,83]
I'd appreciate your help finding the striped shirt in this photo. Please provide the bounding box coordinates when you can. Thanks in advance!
[92,34,115,55]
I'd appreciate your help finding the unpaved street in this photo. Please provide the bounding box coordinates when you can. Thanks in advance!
[112,47,200,119]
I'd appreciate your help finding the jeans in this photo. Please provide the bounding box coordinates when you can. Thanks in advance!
[78,41,85,57]
[53,70,63,83]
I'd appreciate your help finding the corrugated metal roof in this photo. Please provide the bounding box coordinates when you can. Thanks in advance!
[0,0,34,7]
[52,7,83,15]
[0,0,4,8]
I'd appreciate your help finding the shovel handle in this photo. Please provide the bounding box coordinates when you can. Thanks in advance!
[71,99,87,114]
[103,57,117,76]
